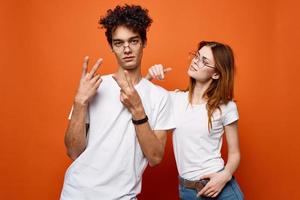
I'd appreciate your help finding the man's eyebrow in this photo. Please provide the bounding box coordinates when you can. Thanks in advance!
[112,36,140,42]
[112,39,123,42]
[128,36,140,40]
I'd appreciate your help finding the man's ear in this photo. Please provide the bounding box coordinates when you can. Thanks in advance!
[212,72,220,80]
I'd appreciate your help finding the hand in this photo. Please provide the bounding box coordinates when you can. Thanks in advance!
[112,70,145,119]
[74,56,103,105]
[146,64,172,80]
[197,170,232,198]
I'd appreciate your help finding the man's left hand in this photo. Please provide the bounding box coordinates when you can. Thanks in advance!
[112,70,145,119]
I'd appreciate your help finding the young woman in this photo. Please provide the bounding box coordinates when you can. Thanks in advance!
[146,41,244,200]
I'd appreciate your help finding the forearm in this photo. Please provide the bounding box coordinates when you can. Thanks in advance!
[132,110,165,166]
[134,122,165,166]
[64,102,88,160]
[224,151,241,178]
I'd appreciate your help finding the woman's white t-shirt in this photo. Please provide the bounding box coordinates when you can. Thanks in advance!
[171,91,239,180]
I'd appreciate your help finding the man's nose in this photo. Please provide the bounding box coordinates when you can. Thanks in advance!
[123,44,132,53]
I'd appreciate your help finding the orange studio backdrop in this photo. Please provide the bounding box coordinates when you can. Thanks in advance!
[1,0,299,199]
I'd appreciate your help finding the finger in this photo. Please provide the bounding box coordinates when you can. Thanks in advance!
[81,56,89,78]
[158,65,164,79]
[200,173,214,180]
[205,190,216,197]
[121,92,128,101]
[89,58,103,77]
[163,67,172,73]
[93,77,102,89]
[153,65,160,78]
[149,68,156,79]
[123,70,133,88]
[212,191,219,198]
[198,184,209,196]
[91,74,101,83]
[112,75,126,90]
[120,93,125,103]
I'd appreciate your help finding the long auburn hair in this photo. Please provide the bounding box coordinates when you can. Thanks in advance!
[188,41,235,130]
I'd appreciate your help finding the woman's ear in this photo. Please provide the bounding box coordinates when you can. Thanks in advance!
[212,72,220,80]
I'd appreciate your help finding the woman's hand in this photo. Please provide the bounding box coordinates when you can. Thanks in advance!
[197,169,232,198]
[145,64,172,80]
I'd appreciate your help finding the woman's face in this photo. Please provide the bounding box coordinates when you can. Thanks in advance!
[187,45,219,83]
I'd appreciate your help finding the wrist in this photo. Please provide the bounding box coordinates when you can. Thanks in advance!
[132,115,148,125]
[74,96,88,106]
[131,106,146,120]
[223,169,232,181]
[74,97,88,107]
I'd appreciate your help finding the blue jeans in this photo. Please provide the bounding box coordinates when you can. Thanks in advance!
[179,177,244,200]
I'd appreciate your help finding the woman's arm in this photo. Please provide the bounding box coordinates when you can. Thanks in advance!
[198,121,241,198]
[145,64,172,81]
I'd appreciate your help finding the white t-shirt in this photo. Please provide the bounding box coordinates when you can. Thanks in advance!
[61,75,175,200]
[171,91,239,180]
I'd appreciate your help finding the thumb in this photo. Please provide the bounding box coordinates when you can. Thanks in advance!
[163,67,172,73]
[200,173,214,180]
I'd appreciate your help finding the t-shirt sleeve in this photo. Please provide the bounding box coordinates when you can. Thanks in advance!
[68,106,90,123]
[222,101,239,126]
[153,92,176,131]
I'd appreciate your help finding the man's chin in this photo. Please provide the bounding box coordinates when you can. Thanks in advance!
[121,63,138,70]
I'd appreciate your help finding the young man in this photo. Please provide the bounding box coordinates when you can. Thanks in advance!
[60,5,175,200]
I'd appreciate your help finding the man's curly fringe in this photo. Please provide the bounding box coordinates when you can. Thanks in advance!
[99,4,153,45]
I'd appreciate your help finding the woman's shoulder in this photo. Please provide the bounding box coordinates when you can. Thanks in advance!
[169,90,188,102]
[220,100,237,110]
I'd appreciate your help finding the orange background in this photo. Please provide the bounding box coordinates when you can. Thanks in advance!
[1,0,299,199]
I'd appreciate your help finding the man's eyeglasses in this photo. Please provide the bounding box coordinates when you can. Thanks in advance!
[112,38,142,51]
[190,52,215,69]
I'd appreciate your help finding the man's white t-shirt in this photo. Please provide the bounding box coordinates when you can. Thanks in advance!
[171,91,239,180]
[61,75,175,200]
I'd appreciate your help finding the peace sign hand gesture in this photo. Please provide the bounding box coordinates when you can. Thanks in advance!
[112,70,146,120]
[74,56,103,105]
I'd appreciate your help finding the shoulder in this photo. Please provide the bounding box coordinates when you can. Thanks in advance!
[98,74,115,87]
[219,101,239,125]
[219,101,239,119]
[169,90,188,103]
[141,78,169,98]
[220,101,238,112]
[100,74,113,81]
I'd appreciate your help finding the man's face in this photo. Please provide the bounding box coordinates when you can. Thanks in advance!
[111,26,145,70]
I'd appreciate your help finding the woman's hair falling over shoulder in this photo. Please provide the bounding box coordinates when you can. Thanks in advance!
[188,41,235,130]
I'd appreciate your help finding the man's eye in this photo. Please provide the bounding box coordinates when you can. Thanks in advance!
[130,39,139,44]
[114,42,123,47]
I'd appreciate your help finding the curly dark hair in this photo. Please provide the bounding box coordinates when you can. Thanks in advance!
[99,4,153,46]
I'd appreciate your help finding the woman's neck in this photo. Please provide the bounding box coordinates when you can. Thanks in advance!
[191,80,212,105]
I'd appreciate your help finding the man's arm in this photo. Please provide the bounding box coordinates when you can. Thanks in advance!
[112,71,170,166]
[64,57,102,160]
[131,109,167,167]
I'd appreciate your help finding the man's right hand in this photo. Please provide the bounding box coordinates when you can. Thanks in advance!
[145,64,172,81]
[74,56,103,105]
